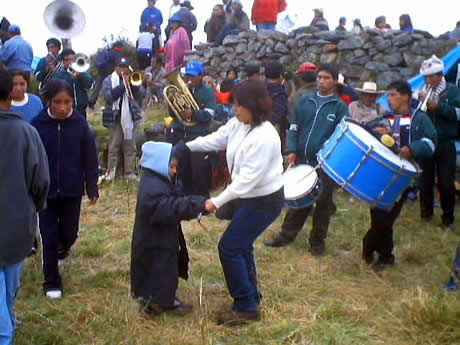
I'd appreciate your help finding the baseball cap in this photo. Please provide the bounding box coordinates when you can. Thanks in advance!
[117,57,130,68]
[185,61,204,76]
[8,24,20,34]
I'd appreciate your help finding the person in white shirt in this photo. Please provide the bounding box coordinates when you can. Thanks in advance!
[169,0,181,18]
[185,79,284,325]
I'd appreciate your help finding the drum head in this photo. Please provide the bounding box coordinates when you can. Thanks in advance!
[347,122,417,173]
[283,165,318,199]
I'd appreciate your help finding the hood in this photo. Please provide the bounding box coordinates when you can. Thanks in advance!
[140,141,172,181]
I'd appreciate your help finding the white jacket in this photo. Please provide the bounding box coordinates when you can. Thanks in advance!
[187,118,283,208]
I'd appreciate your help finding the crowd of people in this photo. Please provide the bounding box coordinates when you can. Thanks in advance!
[1,0,460,342]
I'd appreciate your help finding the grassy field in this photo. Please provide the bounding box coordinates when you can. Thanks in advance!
[14,180,460,345]
[13,106,460,345]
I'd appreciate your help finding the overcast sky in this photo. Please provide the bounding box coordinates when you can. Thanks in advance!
[2,0,458,57]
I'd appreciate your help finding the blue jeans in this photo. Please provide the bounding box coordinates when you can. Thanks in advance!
[218,193,283,312]
[0,262,23,345]
[256,22,276,31]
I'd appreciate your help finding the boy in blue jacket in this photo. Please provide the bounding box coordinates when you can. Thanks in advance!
[131,141,206,315]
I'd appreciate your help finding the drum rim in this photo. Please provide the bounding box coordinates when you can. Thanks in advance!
[283,165,320,200]
[320,120,419,177]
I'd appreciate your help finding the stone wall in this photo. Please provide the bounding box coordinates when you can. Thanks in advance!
[185,27,457,88]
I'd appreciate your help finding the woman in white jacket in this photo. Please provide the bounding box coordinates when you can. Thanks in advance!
[186,79,284,325]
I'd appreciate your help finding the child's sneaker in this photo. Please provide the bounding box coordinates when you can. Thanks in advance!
[443,272,459,291]
[45,289,62,299]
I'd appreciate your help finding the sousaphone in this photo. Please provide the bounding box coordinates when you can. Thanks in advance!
[44,0,86,38]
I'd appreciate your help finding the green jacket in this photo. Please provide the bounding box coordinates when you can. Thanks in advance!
[407,109,437,161]
[287,93,349,164]
[53,70,93,116]
[425,84,460,145]
[171,82,217,141]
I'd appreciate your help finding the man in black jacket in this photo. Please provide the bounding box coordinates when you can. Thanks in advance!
[0,70,49,343]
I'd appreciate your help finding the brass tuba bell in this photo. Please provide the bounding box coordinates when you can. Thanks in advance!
[71,53,90,72]
[163,68,200,127]
[44,0,86,39]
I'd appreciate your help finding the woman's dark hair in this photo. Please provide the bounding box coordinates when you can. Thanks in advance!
[388,80,412,98]
[8,69,30,86]
[42,80,74,104]
[46,37,61,49]
[220,78,234,93]
[226,68,238,78]
[375,16,386,27]
[0,70,13,101]
[232,80,272,126]
[399,14,413,30]
[214,4,224,11]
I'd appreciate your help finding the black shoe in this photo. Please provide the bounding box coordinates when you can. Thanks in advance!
[216,309,261,326]
[168,298,193,313]
[264,234,293,248]
[309,243,326,257]
[362,250,374,265]
[372,256,395,272]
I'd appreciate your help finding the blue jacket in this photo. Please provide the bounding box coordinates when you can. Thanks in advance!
[141,7,163,31]
[0,35,33,71]
[31,109,99,199]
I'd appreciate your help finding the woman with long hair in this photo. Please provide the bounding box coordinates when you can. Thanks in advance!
[9,69,43,123]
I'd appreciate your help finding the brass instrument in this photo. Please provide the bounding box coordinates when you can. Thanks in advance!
[40,54,64,90]
[130,71,145,87]
[44,0,86,39]
[163,68,200,126]
[71,53,90,73]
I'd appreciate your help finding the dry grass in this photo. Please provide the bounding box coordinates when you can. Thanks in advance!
[14,183,460,345]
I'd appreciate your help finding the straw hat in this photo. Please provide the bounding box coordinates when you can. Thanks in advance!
[355,81,384,94]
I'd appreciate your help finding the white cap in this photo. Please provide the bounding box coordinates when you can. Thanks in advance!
[420,55,444,76]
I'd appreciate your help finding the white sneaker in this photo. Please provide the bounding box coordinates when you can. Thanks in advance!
[105,169,116,182]
[45,289,62,299]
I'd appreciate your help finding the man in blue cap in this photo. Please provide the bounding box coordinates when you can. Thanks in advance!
[169,61,217,197]
[0,24,33,72]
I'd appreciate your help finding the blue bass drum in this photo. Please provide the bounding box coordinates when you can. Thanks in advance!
[317,118,419,210]
[283,164,322,209]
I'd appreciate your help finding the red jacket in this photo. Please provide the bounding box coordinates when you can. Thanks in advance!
[251,0,287,24]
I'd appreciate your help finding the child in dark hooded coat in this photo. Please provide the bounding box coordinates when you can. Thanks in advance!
[130,141,206,314]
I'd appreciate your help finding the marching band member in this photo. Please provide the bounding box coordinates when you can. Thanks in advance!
[265,64,349,256]
[32,80,99,298]
[185,79,284,325]
[168,61,217,197]
[418,55,460,231]
[363,80,437,271]
[52,49,93,118]
[131,142,206,316]
[103,58,145,181]
[34,38,61,86]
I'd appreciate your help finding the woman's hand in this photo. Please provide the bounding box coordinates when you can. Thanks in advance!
[287,153,297,166]
[204,199,217,213]
[400,146,412,160]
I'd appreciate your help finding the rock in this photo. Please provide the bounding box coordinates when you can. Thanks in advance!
[279,55,293,65]
[392,33,413,47]
[383,52,404,66]
[222,35,239,46]
[374,36,392,52]
[337,35,365,50]
[315,31,346,43]
[413,29,433,39]
[235,42,248,54]
[320,52,338,64]
[309,39,332,46]
[341,64,363,79]
[265,30,289,41]
[368,48,379,56]
[377,71,401,88]
[225,47,235,54]
[238,31,251,39]
[210,46,226,56]
[351,55,371,65]
[265,39,275,48]
[256,30,270,41]
[365,61,390,72]
[286,39,296,49]
[210,57,221,67]
[293,26,317,36]
[321,44,338,53]
[354,49,366,57]
[403,52,425,72]
[274,42,289,54]
[295,33,314,41]
[359,69,372,81]
[256,46,267,59]
[248,41,263,53]
[399,67,413,79]
[382,30,395,39]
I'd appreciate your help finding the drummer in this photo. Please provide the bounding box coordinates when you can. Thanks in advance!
[348,81,387,124]
[264,63,349,256]
[362,80,436,272]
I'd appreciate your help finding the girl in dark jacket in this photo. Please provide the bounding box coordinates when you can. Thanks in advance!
[32,80,99,298]
[131,141,206,315]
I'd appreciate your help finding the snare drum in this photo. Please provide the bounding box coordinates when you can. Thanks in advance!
[317,118,419,210]
[283,164,322,209]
